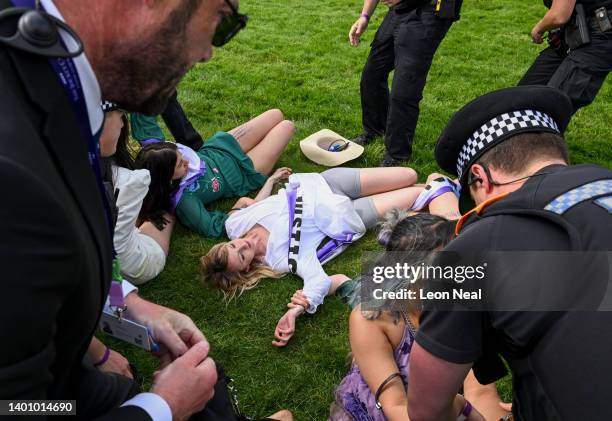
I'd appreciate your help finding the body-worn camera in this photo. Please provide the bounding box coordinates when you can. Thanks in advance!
[594,7,612,32]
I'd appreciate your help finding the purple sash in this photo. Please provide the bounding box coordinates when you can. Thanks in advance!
[170,160,206,211]
[286,182,355,272]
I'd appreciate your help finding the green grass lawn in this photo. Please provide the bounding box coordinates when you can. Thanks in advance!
[107,1,611,419]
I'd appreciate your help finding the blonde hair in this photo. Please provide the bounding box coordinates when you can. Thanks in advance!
[200,242,284,300]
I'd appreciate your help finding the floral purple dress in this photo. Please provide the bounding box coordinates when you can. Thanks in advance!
[329,322,415,421]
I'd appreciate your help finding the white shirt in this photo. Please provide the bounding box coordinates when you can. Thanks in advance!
[43,1,170,419]
[225,173,366,313]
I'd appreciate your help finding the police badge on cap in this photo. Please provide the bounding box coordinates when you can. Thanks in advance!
[435,86,573,212]
[101,100,118,112]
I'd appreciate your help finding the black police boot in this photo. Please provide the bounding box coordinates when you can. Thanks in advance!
[380,152,406,167]
[351,132,376,145]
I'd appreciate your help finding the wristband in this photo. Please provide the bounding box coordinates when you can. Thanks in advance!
[94,346,111,367]
[360,13,370,21]
[457,399,472,421]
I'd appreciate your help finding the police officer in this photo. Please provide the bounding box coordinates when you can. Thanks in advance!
[404,86,612,420]
[519,0,612,112]
[348,0,463,166]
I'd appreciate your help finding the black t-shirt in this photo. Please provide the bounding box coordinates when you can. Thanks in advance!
[416,173,612,420]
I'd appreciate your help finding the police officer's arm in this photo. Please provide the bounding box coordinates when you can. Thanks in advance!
[531,0,576,43]
[349,0,379,46]
[407,342,475,421]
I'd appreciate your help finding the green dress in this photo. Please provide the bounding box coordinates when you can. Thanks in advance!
[175,132,267,237]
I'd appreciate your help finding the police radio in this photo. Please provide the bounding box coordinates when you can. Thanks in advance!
[0,0,83,58]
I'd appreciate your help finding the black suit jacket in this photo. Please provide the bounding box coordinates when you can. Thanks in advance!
[0,5,150,420]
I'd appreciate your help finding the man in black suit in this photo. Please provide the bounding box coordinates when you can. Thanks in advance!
[0,0,242,419]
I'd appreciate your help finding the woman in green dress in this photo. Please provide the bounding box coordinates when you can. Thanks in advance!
[135,109,294,237]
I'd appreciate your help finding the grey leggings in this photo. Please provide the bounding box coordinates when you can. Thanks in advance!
[321,168,379,229]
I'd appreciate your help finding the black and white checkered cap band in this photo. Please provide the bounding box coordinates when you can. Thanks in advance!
[456,109,560,179]
[101,100,118,112]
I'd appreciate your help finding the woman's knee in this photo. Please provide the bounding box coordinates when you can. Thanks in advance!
[389,166,418,185]
[277,119,295,137]
[403,167,418,184]
[265,108,284,124]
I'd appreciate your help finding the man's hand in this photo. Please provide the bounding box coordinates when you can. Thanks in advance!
[151,341,217,421]
[531,24,544,44]
[99,349,133,379]
[232,196,256,209]
[272,307,303,347]
[349,16,369,46]
[125,294,207,367]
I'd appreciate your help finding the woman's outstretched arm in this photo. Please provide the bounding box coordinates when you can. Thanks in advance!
[253,167,292,202]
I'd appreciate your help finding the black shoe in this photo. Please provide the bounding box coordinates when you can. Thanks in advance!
[351,133,376,145]
[380,154,408,167]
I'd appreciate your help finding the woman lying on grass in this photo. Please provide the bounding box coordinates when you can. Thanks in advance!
[135,109,294,238]
[200,166,433,346]
[100,102,174,285]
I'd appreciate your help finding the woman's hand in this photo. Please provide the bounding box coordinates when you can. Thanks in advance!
[287,289,310,312]
[349,17,369,46]
[232,196,255,210]
[268,167,292,184]
[99,349,133,379]
[272,307,303,347]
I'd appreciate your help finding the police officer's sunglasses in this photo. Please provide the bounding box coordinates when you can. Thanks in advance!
[213,0,248,47]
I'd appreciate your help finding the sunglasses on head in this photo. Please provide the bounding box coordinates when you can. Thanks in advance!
[212,0,248,47]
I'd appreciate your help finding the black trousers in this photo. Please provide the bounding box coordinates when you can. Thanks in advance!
[360,5,453,160]
[162,91,204,151]
[519,29,612,112]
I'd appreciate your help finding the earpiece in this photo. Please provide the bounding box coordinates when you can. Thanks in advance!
[467,170,483,186]
[0,6,83,58]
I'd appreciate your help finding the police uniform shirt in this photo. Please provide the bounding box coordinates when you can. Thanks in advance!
[415,165,612,421]
[577,0,612,14]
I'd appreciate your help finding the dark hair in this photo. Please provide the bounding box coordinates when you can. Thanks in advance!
[478,132,569,175]
[135,142,180,230]
[378,209,455,252]
[352,211,457,318]
[102,114,134,182]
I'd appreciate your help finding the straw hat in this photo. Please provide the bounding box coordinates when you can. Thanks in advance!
[299,129,364,167]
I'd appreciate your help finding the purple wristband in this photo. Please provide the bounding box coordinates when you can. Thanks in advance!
[94,346,111,368]
[360,12,370,21]
[457,399,472,420]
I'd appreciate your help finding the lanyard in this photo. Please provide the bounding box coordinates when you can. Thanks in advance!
[12,0,126,314]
